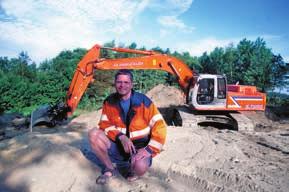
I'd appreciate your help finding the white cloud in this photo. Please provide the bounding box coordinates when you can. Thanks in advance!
[160,29,170,38]
[283,56,289,63]
[175,37,239,56]
[149,0,193,14]
[3,0,286,65]
[0,0,149,62]
[152,0,194,35]
[2,0,149,32]
[158,16,194,33]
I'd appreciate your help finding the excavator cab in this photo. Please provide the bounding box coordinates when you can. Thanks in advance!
[189,74,227,110]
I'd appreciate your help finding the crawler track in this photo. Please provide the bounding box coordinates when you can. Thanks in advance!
[171,106,254,131]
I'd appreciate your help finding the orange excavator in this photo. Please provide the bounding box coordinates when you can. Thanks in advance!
[32,44,266,131]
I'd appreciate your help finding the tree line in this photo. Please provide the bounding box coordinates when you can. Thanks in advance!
[0,38,288,115]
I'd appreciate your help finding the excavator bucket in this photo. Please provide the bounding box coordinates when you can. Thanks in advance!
[30,104,54,127]
[30,103,69,128]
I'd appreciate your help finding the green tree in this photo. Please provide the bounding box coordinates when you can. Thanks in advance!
[235,38,255,84]
[0,56,9,73]
[164,48,171,54]
[244,38,273,91]
[1,38,288,114]
[102,40,116,58]
[271,54,287,88]
[152,46,164,53]
[210,47,225,74]
[199,52,216,74]
[222,44,238,83]
[39,59,52,72]
[128,42,137,50]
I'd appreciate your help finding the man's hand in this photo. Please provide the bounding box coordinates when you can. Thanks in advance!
[132,148,151,162]
[119,135,136,155]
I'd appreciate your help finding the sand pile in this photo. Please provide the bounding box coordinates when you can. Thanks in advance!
[146,84,185,108]
[1,85,289,192]
[1,123,288,192]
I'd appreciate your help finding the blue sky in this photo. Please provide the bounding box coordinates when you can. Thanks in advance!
[0,0,288,63]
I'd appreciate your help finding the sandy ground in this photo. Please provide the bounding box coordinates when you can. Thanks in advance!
[0,85,289,192]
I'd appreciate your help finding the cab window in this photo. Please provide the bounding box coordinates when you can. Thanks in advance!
[217,78,226,99]
[197,78,214,104]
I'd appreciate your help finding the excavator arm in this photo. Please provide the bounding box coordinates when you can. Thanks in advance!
[66,44,194,115]
[30,44,194,127]
[65,44,101,115]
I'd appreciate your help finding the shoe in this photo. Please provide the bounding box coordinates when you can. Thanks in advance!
[126,170,139,182]
[96,167,117,185]
[127,175,139,182]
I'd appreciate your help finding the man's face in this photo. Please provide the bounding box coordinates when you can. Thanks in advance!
[115,74,133,97]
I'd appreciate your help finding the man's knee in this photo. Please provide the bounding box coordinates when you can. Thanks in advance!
[89,128,100,140]
[88,129,105,146]
[133,158,151,176]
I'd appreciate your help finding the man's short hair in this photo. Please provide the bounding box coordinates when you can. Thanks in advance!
[114,69,133,82]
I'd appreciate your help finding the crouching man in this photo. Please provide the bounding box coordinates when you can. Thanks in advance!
[89,69,167,184]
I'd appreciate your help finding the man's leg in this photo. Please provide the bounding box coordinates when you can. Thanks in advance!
[88,129,114,174]
[128,155,152,181]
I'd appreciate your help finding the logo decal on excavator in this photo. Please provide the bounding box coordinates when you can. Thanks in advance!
[113,62,144,67]
[228,96,263,108]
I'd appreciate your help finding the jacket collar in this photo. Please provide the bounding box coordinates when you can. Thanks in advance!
[107,89,143,107]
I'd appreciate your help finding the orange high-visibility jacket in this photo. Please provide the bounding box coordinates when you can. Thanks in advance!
[99,91,167,156]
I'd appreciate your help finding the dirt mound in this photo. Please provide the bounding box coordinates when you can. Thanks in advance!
[0,113,29,141]
[146,84,185,108]
[1,85,289,191]
[2,122,288,192]
[265,106,289,122]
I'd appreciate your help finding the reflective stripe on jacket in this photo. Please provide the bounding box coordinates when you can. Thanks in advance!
[98,91,167,156]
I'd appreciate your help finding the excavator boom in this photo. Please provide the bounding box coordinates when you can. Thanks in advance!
[66,44,194,115]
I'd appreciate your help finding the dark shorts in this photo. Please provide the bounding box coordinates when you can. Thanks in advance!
[107,140,152,169]
[80,137,152,176]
